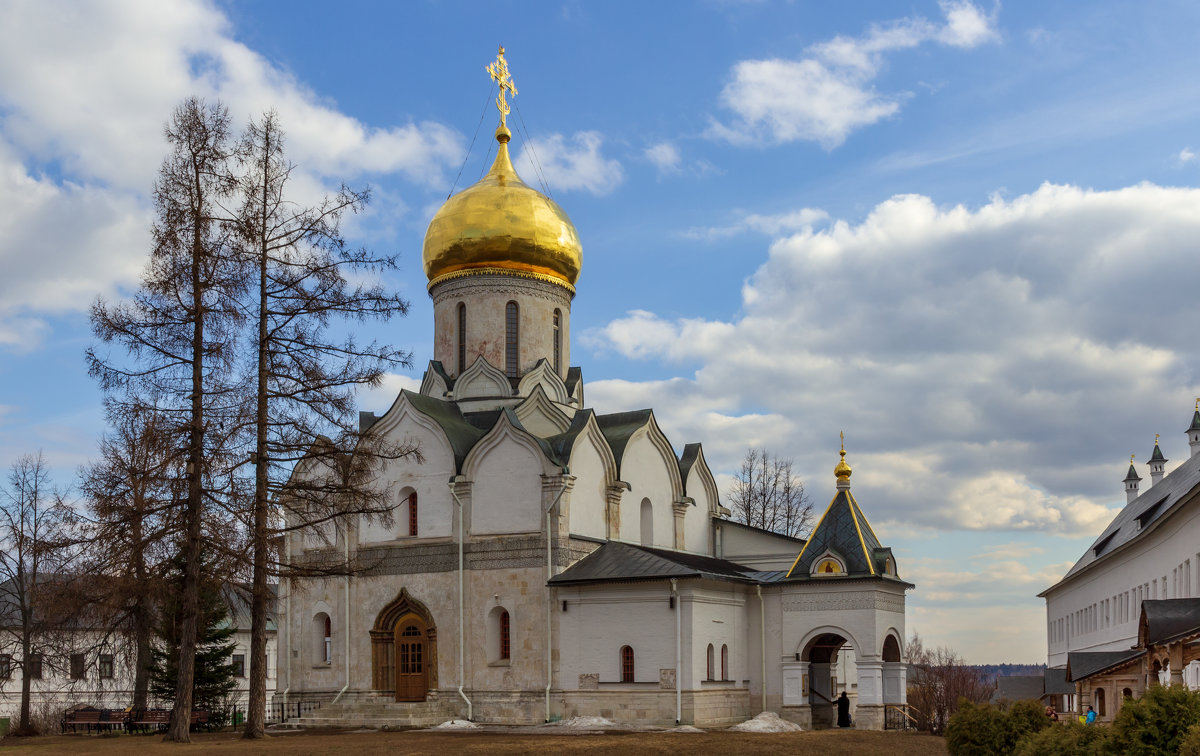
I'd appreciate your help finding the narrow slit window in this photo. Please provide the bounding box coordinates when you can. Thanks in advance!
[457,303,467,374]
[324,616,332,664]
[721,644,729,681]
[553,309,561,374]
[706,644,714,681]
[408,492,418,537]
[499,610,510,660]
[620,645,635,683]
[505,301,519,379]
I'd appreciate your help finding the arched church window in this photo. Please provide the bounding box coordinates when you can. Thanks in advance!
[640,499,653,547]
[457,302,466,374]
[721,644,729,681]
[408,492,418,537]
[313,613,332,665]
[620,646,635,683]
[499,610,510,660]
[505,301,519,379]
[1095,687,1106,716]
[706,644,714,681]
[553,309,561,374]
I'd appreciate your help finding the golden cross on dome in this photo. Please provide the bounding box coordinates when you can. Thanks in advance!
[840,431,845,452]
[486,45,518,128]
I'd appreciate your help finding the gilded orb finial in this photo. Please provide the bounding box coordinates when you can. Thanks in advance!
[1131,453,1136,464]
[486,45,518,130]
[1155,433,1161,446]
[834,432,852,481]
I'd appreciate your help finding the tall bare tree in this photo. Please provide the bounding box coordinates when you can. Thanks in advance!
[231,110,414,738]
[78,398,180,709]
[87,97,244,742]
[0,453,77,734]
[905,632,994,735]
[727,448,814,537]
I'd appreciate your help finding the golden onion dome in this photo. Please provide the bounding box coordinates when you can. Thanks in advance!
[835,434,852,481]
[422,125,582,291]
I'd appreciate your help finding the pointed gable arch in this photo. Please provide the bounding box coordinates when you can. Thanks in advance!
[366,390,483,474]
[514,384,572,437]
[517,358,571,404]
[625,413,684,505]
[455,355,513,400]
[553,411,619,540]
[679,443,720,515]
[419,360,453,399]
[464,411,564,535]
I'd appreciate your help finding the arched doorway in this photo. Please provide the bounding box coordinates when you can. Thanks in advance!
[371,589,438,702]
[801,632,856,728]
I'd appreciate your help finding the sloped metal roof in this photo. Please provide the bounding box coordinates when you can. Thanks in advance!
[548,541,759,586]
[1140,598,1200,646]
[1066,649,1143,682]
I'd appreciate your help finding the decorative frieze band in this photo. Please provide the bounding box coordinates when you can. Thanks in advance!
[782,593,905,613]
[431,275,573,307]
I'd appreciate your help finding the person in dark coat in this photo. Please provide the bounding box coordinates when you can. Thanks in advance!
[837,691,852,727]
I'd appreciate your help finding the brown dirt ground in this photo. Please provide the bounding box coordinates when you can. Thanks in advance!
[0,727,947,756]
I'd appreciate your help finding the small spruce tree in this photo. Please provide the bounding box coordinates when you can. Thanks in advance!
[149,554,237,728]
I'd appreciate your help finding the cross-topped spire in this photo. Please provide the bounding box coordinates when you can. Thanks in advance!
[486,45,518,129]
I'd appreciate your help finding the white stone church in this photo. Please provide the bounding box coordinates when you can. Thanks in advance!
[274,55,911,729]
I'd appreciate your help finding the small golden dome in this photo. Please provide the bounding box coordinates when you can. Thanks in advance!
[422,126,582,291]
[834,446,852,481]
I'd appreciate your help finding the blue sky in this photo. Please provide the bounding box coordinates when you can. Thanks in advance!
[4,0,1200,663]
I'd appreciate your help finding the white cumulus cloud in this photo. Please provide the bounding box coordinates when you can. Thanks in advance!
[710,1,998,147]
[517,131,624,196]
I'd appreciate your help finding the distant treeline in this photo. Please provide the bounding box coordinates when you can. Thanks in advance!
[968,663,1047,683]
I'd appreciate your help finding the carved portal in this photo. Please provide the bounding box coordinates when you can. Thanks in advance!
[370,588,438,700]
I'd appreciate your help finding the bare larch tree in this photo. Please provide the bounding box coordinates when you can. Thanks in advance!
[87,97,245,743]
[231,110,414,738]
[78,397,181,710]
[727,447,814,538]
[0,452,77,735]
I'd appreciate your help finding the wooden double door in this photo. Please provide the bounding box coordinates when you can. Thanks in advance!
[394,616,428,702]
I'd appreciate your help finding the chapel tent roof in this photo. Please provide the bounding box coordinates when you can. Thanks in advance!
[785,488,891,580]
[548,541,759,586]
[1042,452,1200,593]
[1066,649,1144,682]
[1139,598,1200,646]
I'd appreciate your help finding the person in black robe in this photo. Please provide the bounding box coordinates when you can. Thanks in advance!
[837,691,851,727]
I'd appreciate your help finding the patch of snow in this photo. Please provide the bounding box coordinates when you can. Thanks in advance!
[670,724,705,733]
[543,715,619,729]
[728,711,803,733]
[433,719,480,729]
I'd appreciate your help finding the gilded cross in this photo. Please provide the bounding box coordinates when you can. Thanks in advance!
[840,431,845,452]
[486,45,518,128]
[1156,433,1161,446]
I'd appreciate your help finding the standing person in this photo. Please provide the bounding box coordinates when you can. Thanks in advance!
[1085,705,1097,724]
[1045,704,1059,722]
[837,691,852,728]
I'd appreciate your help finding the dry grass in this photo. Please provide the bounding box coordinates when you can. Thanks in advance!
[0,727,947,755]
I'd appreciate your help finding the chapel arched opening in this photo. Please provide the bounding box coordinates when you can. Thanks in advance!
[370,589,438,702]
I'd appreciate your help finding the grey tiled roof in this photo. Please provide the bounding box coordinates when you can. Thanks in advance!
[1044,667,1073,695]
[1140,598,1200,645]
[994,675,1046,702]
[1047,454,1200,590]
[1066,649,1143,682]
[548,541,758,586]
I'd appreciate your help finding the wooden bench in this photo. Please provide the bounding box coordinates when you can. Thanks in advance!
[98,709,129,733]
[129,708,171,733]
[61,707,101,734]
[190,709,210,731]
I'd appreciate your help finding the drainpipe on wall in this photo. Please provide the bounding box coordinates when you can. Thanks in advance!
[672,578,681,724]
[449,478,473,720]
[282,530,291,710]
[757,585,766,712]
[332,529,351,704]
[545,478,569,722]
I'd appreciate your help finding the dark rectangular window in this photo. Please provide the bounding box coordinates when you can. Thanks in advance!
[553,309,561,374]
[232,654,245,678]
[500,610,510,661]
[408,492,418,537]
[70,653,85,680]
[457,303,467,374]
[620,646,634,683]
[98,654,114,679]
[0,654,10,680]
[505,301,519,378]
[28,654,42,680]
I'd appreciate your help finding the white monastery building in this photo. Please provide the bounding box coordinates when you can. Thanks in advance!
[1040,406,1200,720]
[274,49,911,730]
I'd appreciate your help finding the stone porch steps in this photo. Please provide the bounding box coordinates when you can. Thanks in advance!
[286,698,462,729]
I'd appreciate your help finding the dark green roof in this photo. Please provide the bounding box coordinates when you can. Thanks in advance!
[786,489,889,579]
[400,390,485,471]
[678,443,702,494]
[565,367,583,398]
[1150,443,1167,463]
[545,409,595,462]
[428,360,454,390]
[596,409,655,469]
[1190,410,1200,432]
[1124,463,1142,482]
